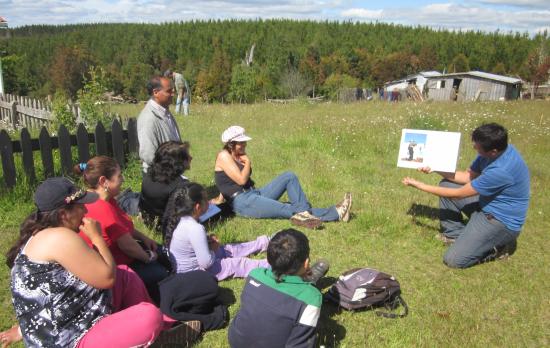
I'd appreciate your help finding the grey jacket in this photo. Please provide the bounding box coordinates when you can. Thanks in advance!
[137,99,181,172]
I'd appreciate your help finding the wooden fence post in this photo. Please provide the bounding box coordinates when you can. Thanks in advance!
[95,121,108,156]
[10,101,18,129]
[20,128,36,183]
[0,130,17,187]
[111,119,125,168]
[39,127,54,178]
[58,125,73,174]
[76,123,90,163]
[127,118,138,156]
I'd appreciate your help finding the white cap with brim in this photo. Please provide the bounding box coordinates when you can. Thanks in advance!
[222,126,252,143]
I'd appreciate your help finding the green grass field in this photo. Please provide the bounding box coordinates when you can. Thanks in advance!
[1,100,549,347]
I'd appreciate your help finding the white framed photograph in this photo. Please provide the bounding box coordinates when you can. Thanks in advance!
[397,129,461,173]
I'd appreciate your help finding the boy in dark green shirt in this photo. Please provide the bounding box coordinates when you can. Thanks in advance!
[228,229,324,348]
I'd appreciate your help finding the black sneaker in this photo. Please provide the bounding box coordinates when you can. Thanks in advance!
[494,239,518,261]
[481,239,518,264]
[303,259,330,284]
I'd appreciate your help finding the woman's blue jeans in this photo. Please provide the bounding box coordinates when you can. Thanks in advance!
[232,171,338,221]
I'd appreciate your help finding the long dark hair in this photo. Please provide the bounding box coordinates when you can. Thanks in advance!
[162,182,205,247]
[149,141,191,184]
[73,156,120,189]
[6,206,74,268]
[223,141,238,154]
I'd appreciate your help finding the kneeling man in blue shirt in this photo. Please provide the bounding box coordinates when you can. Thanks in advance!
[402,123,530,268]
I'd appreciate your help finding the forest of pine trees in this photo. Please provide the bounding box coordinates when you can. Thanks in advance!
[0,20,548,102]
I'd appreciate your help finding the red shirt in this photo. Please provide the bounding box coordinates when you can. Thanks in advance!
[79,198,134,265]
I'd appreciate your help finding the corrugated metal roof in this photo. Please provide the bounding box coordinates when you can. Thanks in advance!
[434,71,522,84]
[384,71,442,86]
[419,71,442,77]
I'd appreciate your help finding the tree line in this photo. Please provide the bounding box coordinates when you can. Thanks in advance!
[0,20,548,103]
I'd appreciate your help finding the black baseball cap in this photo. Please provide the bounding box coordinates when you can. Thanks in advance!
[34,177,99,212]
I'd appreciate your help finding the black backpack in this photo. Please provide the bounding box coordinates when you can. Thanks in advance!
[325,268,408,318]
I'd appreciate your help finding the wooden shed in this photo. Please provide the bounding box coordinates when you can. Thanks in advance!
[426,71,522,101]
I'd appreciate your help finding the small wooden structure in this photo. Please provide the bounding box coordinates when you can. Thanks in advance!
[426,71,522,101]
[0,119,138,188]
[384,71,442,95]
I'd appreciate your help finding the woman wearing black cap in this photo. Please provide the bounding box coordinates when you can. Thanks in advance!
[4,177,171,347]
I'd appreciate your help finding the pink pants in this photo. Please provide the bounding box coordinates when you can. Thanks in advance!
[77,265,175,347]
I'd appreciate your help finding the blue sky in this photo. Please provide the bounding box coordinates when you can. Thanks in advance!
[404,132,427,145]
[1,0,548,34]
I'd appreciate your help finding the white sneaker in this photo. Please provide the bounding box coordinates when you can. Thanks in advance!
[290,211,323,229]
[336,192,352,222]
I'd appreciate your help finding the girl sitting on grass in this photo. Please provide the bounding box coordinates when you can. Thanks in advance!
[162,183,270,280]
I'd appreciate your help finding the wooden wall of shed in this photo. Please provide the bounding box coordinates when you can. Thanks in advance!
[458,77,506,101]
[426,77,516,101]
[426,78,454,100]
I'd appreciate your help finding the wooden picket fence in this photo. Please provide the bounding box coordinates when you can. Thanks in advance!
[0,118,138,188]
[0,93,64,129]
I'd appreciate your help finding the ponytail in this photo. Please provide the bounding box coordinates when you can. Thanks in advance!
[73,156,119,188]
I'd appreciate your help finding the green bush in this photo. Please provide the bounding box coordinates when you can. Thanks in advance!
[78,66,113,128]
[51,91,76,131]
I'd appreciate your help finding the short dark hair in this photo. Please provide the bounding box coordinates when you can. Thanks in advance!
[267,229,310,281]
[146,76,164,96]
[471,123,508,152]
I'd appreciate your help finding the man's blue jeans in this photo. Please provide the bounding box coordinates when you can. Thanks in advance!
[175,95,189,115]
[439,180,518,268]
[232,171,339,221]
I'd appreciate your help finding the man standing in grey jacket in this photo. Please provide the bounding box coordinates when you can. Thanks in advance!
[137,76,182,173]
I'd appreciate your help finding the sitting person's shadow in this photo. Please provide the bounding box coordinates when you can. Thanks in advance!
[317,306,347,347]
[316,277,347,347]
[406,203,440,231]
[407,203,439,220]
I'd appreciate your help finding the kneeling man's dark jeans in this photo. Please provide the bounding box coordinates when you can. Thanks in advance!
[439,180,517,269]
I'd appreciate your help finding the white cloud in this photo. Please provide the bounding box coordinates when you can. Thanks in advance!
[340,2,550,34]
[479,0,550,9]
[341,8,382,19]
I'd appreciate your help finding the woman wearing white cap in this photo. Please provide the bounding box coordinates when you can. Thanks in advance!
[215,126,352,229]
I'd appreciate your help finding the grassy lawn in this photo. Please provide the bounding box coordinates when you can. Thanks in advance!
[1,100,549,347]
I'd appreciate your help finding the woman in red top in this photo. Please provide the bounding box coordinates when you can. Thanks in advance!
[74,156,169,303]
